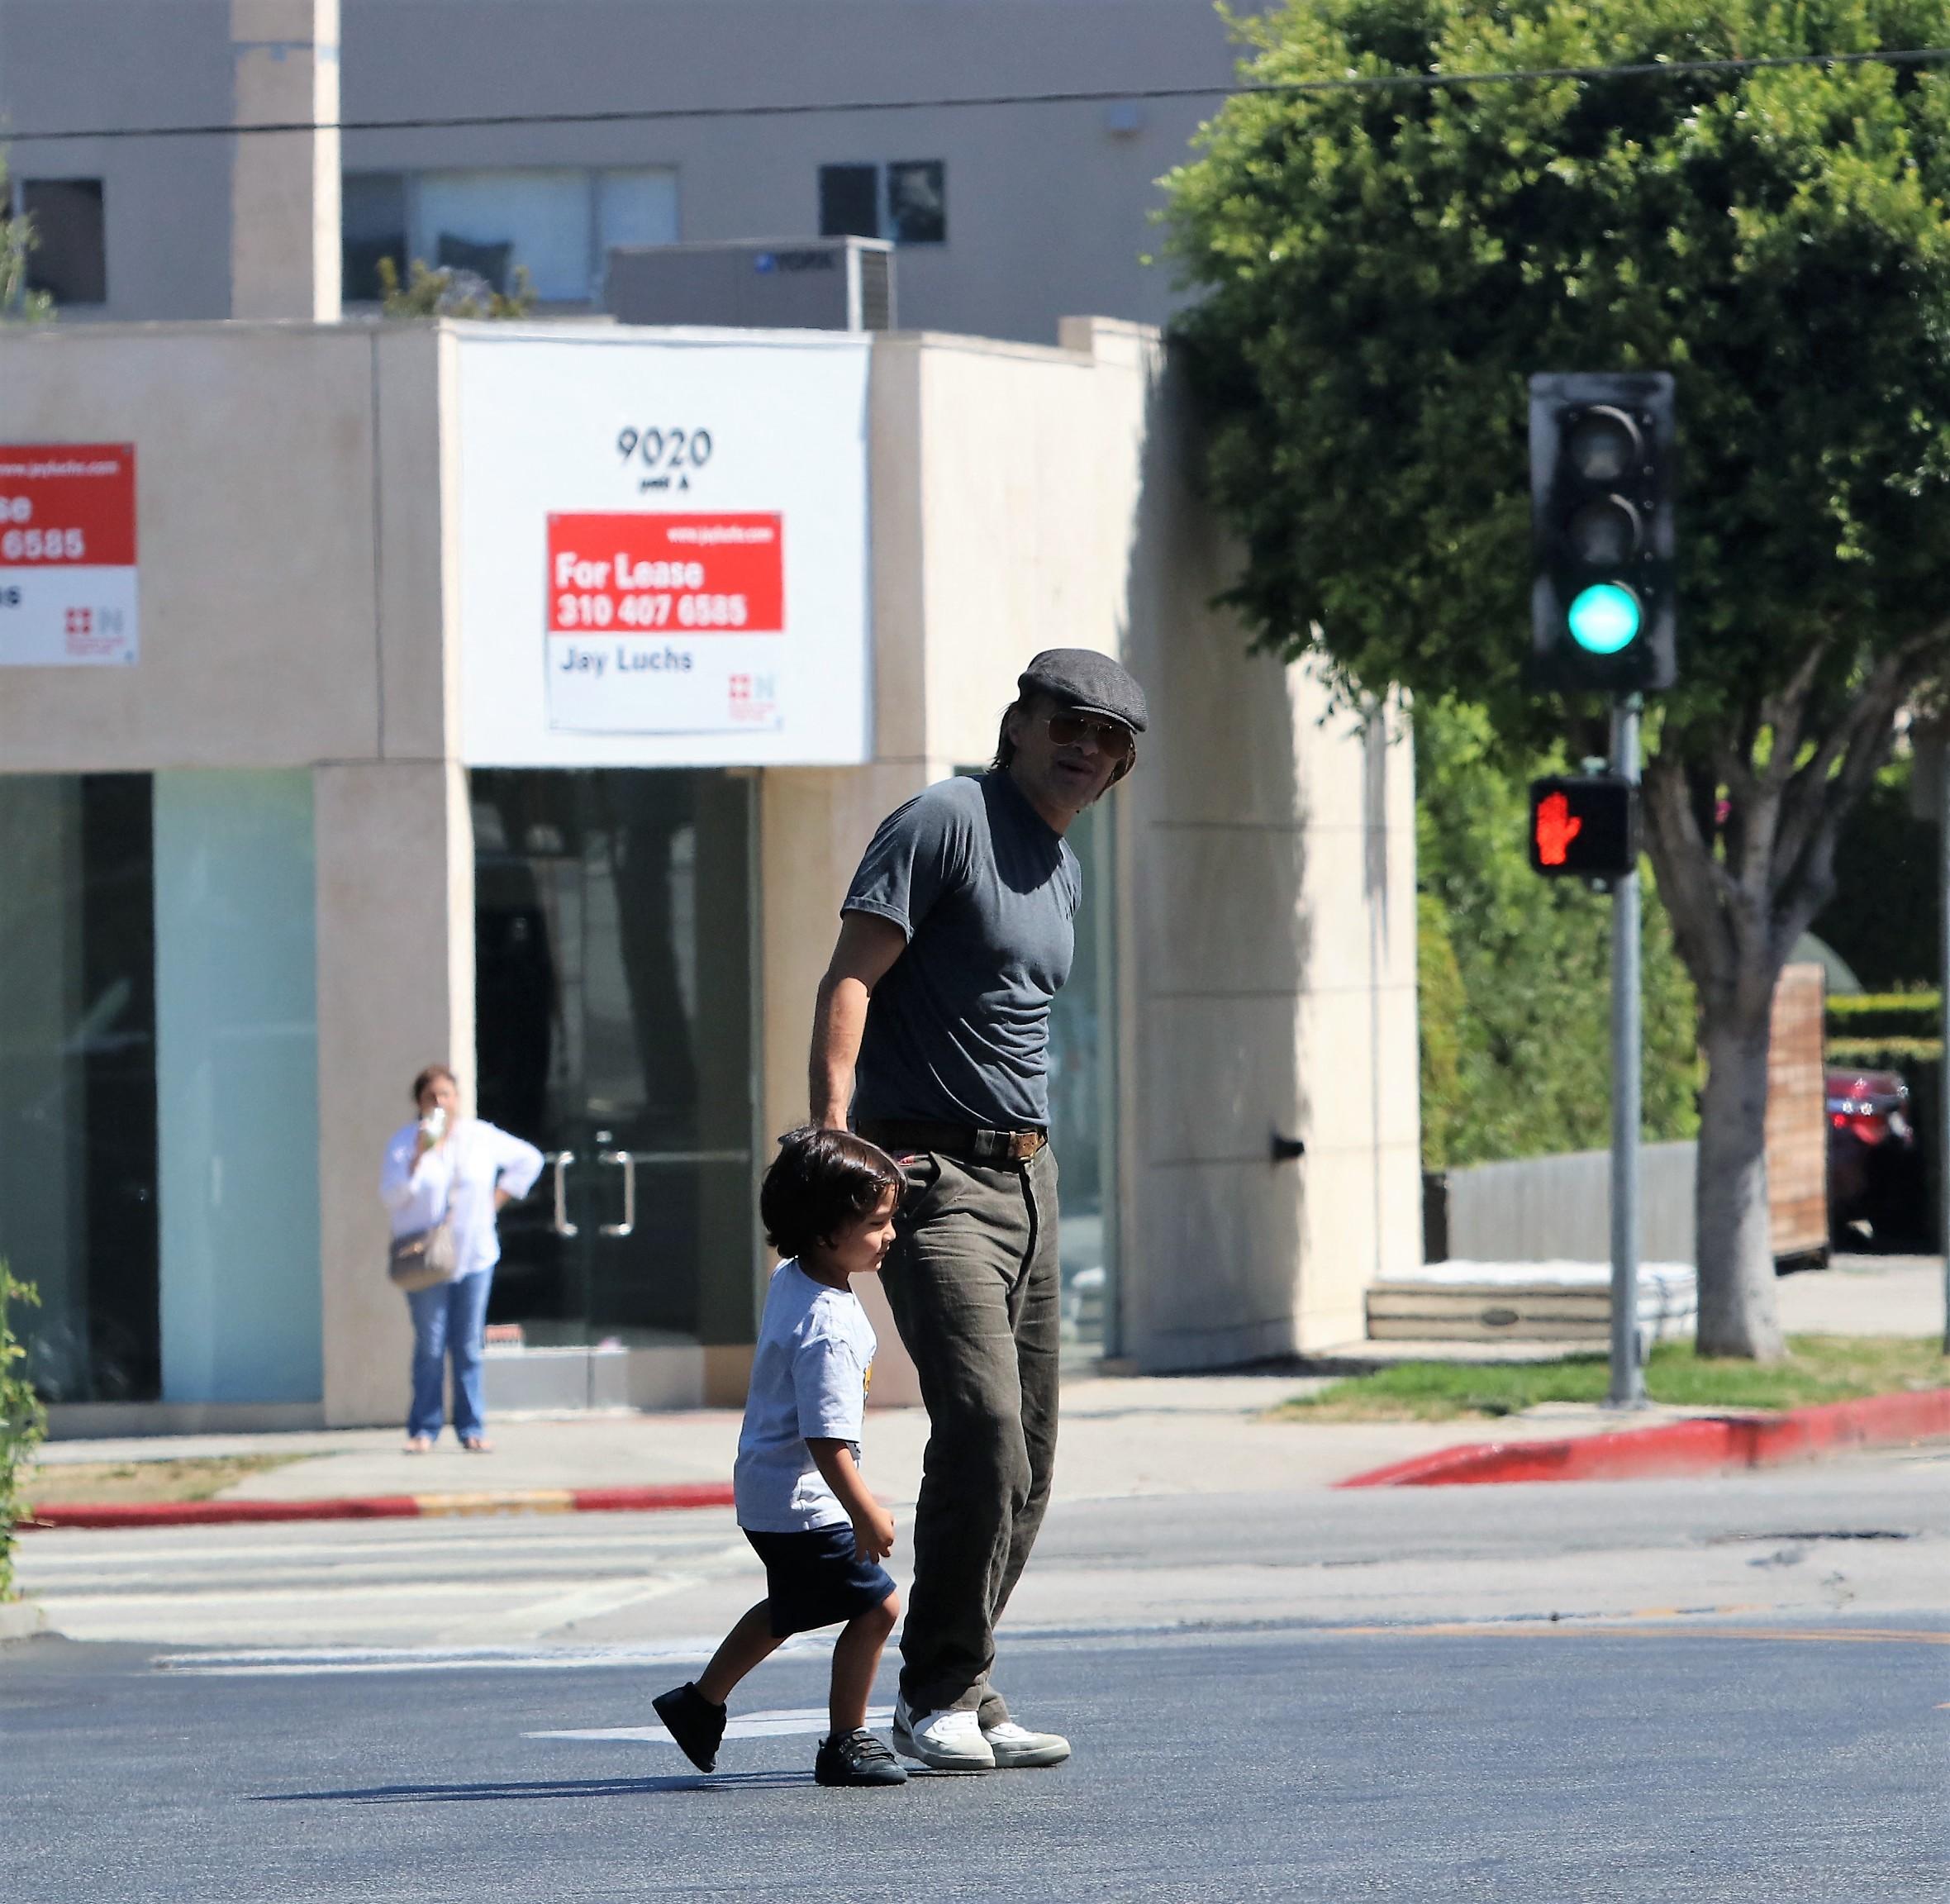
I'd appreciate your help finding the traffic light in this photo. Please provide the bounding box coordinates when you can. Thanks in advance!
[1529,372,1676,693]
[1529,774,1638,878]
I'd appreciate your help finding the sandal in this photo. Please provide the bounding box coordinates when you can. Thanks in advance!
[461,1435,494,1453]
[404,1436,432,1454]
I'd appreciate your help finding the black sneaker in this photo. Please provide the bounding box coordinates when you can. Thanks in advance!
[815,1729,909,1787]
[652,1682,727,1773]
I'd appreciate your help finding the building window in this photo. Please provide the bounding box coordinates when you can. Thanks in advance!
[818,164,880,240]
[819,161,946,245]
[341,168,679,306]
[597,170,682,255]
[887,162,947,245]
[418,169,586,299]
[342,172,407,302]
[14,178,107,305]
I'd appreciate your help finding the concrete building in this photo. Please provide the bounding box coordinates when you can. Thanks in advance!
[0,313,1419,1433]
[0,0,1421,1435]
[0,0,1235,340]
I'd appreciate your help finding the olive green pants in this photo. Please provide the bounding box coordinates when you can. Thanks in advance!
[880,1144,1060,1721]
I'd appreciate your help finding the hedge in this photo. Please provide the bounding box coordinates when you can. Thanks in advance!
[1824,1036,1944,1071]
[1826,992,1941,1044]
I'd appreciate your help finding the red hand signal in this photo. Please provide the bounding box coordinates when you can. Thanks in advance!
[1534,790,1582,867]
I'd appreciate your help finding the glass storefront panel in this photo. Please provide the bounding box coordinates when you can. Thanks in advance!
[473,769,757,1349]
[0,774,160,1402]
[1049,795,1119,1361]
[153,771,321,1404]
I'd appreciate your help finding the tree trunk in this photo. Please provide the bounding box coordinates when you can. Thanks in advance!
[1694,1007,1786,1360]
[1624,649,1927,1359]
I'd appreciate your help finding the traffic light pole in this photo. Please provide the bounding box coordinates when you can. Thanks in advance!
[1609,694,1647,1408]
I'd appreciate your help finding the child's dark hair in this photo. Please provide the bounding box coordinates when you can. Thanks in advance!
[761,1126,904,1261]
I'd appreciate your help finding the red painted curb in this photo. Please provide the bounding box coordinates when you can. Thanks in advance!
[21,1481,737,1532]
[1337,1386,1950,1489]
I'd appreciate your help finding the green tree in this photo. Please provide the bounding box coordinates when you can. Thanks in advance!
[1164,0,1950,1355]
[0,150,54,322]
[1417,698,1700,1169]
[377,255,537,320]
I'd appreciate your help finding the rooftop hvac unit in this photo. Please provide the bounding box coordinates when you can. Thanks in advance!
[604,237,896,332]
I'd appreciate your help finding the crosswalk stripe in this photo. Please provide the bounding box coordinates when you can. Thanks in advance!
[37,1576,673,1608]
[159,1635,837,1675]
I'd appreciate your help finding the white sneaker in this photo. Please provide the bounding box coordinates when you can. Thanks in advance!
[892,1694,996,1770]
[981,1718,1071,1768]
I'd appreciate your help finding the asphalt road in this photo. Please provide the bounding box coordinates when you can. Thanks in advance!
[2,1614,1944,1902]
[5,1449,1947,1901]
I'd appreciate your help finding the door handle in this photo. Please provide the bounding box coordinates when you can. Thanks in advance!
[548,1151,578,1237]
[598,1149,636,1237]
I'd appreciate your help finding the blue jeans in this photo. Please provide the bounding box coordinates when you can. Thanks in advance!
[406,1271,495,1441]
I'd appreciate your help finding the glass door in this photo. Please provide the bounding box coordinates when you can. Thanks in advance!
[0,774,160,1402]
[1049,797,1119,1364]
[947,768,1120,1364]
[473,769,757,1349]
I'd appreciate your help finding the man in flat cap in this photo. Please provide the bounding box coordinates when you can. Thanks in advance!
[810,647,1148,1773]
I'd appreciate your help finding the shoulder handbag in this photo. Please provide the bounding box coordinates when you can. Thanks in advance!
[388,1147,460,1292]
[388,1214,459,1292]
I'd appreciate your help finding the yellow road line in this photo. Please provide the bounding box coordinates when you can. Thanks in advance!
[411,1490,576,1516]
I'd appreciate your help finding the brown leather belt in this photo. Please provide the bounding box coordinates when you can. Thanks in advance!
[859,1118,1048,1165]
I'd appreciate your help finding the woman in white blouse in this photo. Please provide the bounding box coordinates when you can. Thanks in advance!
[380,1064,545,1453]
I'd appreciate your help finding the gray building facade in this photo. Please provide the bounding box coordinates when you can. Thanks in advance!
[1,0,1237,341]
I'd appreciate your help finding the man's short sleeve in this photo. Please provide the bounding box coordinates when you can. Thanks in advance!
[793,1329,867,1444]
[841,782,974,941]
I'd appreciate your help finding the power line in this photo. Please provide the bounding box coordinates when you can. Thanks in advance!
[4,45,1950,145]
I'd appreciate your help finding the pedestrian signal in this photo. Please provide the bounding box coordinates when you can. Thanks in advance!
[1529,774,1637,878]
[1529,372,1676,693]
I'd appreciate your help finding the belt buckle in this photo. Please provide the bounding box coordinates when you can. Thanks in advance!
[1009,1130,1040,1163]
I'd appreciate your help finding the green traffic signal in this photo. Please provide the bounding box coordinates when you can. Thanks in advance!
[1529,373,1675,692]
[1567,582,1642,654]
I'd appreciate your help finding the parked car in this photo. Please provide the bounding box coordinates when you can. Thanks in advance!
[1827,1067,1925,1246]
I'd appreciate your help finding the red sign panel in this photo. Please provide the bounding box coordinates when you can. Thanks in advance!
[0,444,140,665]
[545,512,784,638]
[0,444,137,566]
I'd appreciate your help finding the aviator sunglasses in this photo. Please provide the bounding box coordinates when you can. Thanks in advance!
[1044,712,1134,759]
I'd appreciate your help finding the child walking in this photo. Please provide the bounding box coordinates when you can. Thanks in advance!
[653,1126,908,1787]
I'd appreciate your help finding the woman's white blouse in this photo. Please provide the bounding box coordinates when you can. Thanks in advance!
[380,1119,546,1281]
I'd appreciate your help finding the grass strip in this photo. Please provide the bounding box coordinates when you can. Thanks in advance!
[1274,1335,1950,1423]
[22,1454,306,1508]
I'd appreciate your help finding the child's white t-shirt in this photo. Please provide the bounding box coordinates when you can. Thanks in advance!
[733,1260,878,1533]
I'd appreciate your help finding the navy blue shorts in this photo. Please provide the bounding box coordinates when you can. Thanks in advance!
[744,1524,897,1638]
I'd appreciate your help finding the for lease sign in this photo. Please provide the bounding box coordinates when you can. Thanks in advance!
[546,512,787,732]
[456,331,870,766]
[0,444,139,666]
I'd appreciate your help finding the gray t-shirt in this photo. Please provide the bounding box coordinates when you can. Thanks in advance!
[844,770,1080,1130]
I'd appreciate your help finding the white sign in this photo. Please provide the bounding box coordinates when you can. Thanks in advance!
[457,327,872,766]
[0,443,139,666]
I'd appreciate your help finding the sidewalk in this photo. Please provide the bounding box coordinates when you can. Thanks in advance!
[27,1256,1943,1515]
[24,1373,1758,1512]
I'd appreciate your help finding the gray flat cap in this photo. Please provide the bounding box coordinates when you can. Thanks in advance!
[1017,649,1149,733]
